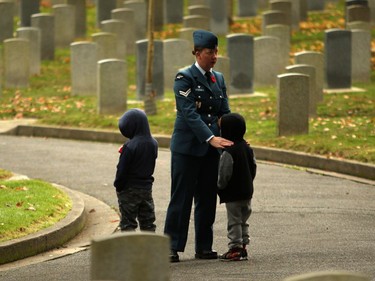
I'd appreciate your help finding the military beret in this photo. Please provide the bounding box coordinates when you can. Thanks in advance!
[193,30,218,49]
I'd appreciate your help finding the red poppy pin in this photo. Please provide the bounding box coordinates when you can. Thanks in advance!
[211,75,216,83]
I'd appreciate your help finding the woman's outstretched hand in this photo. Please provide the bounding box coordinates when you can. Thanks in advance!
[209,136,233,149]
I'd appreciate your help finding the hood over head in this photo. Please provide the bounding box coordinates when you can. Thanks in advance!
[220,113,246,142]
[118,109,151,139]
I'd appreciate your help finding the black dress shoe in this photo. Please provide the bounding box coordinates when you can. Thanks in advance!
[195,250,218,259]
[170,250,179,263]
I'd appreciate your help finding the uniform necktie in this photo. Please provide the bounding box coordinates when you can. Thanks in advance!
[205,72,212,84]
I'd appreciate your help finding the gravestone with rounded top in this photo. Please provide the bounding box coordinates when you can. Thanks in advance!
[91,232,170,281]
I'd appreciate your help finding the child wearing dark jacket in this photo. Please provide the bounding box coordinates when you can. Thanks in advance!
[114,109,158,232]
[217,113,257,261]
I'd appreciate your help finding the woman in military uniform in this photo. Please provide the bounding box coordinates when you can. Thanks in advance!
[164,30,233,262]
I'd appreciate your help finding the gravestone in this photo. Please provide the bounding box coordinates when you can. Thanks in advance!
[0,48,2,96]
[19,0,40,27]
[209,0,228,35]
[16,27,41,75]
[92,32,118,61]
[346,5,371,25]
[351,29,371,83]
[53,4,76,48]
[264,24,291,68]
[0,1,14,42]
[183,14,210,30]
[237,0,258,17]
[91,232,170,281]
[346,20,371,30]
[262,10,288,32]
[4,38,30,88]
[163,39,193,90]
[153,0,164,32]
[369,0,375,26]
[124,0,147,40]
[346,0,369,8]
[51,0,65,4]
[164,0,183,24]
[307,0,325,10]
[269,0,293,27]
[290,0,308,30]
[345,0,369,23]
[101,19,127,59]
[296,0,308,20]
[227,33,254,94]
[283,270,371,281]
[97,59,127,115]
[96,0,116,27]
[254,36,282,86]
[324,29,352,89]
[31,13,55,60]
[294,51,324,102]
[277,73,309,136]
[179,27,196,49]
[70,42,98,96]
[286,64,317,117]
[258,0,269,10]
[67,0,87,38]
[188,5,211,18]
[215,56,231,95]
[136,39,164,100]
[111,8,136,55]
[189,0,209,5]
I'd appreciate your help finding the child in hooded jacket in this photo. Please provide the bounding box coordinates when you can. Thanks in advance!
[114,109,158,232]
[217,113,257,261]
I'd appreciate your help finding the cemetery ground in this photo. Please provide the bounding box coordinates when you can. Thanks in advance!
[0,1,374,164]
[0,0,374,261]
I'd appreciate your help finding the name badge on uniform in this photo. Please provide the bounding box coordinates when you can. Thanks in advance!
[195,85,204,92]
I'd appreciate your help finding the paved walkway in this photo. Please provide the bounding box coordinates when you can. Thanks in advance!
[0,133,374,281]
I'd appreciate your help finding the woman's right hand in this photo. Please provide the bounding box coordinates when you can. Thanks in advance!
[209,136,233,149]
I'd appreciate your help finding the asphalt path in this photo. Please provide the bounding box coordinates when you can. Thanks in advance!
[0,135,374,281]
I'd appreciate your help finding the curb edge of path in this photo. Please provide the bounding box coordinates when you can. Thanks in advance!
[0,184,87,265]
[3,123,374,182]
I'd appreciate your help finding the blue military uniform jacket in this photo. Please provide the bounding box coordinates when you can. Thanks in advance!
[170,63,230,157]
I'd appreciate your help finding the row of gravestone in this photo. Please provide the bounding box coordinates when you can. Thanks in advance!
[1,1,372,90]
[0,1,372,136]
[2,30,369,137]
[3,0,374,46]
[0,1,371,90]
[0,0,372,70]
[1,0,375,41]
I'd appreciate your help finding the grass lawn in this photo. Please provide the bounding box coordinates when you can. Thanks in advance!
[0,170,72,243]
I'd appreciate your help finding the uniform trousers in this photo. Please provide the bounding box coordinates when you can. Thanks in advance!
[164,146,220,252]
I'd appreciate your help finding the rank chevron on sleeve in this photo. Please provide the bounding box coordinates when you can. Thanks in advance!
[179,88,191,97]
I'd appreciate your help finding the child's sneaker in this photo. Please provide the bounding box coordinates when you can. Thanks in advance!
[241,247,248,260]
[219,247,247,261]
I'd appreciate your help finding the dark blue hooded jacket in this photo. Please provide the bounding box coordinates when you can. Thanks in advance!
[114,109,158,192]
[217,113,256,203]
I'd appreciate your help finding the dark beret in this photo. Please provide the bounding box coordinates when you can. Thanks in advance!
[193,30,218,49]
